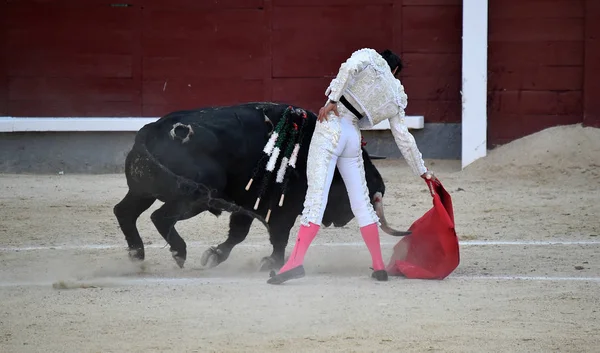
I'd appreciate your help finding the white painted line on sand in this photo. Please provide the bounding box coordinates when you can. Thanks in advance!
[0,277,256,288]
[1,274,599,288]
[459,240,600,246]
[454,275,600,282]
[1,240,599,252]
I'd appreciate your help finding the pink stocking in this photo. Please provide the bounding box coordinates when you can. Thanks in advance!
[278,222,320,273]
[360,223,385,271]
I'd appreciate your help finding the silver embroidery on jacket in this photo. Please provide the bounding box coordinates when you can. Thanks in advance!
[300,109,380,227]
[325,48,427,177]
[300,115,341,226]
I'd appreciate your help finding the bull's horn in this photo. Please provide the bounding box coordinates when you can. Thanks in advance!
[264,114,274,136]
[373,192,411,237]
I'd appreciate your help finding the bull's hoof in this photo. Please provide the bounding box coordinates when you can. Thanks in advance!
[258,256,281,272]
[170,248,186,269]
[173,255,186,269]
[200,247,224,269]
[128,247,145,262]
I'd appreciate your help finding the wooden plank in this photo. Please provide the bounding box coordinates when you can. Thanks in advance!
[272,78,332,113]
[143,0,263,9]
[486,0,588,143]
[403,0,461,5]
[143,57,263,81]
[405,99,461,123]
[263,0,273,102]
[142,9,265,80]
[6,5,136,31]
[584,0,600,127]
[587,0,600,13]
[273,0,392,5]
[7,30,134,56]
[0,81,5,118]
[402,75,461,100]
[272,5,393,77]
[489,18,584,42]
[131,4,143,121]
[131,6,144,120]
[7,0,142,6]
[0,0,6,115]
[8,101,139,117]
[400,53,461,77]
[142,79,264,117]
[8,78,136,102]
[488,41,584,68]
[488,90,583,115]
[7,53,133,78]
[488,66,583,91]
[4,2,140,116]
[392,0,403,54]
[488,113,582,146]
[142,8,265,36]
[6,6,136,56]
[489,0,584,19]
[554,91,583,115]
[402,5,462,53]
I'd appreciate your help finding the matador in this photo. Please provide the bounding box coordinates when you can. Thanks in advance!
[268,48,437,284]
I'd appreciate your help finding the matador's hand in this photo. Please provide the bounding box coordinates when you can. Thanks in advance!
[318,101,339,122]
[421,170,439,183]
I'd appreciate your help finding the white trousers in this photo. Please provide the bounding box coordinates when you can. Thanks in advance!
[300,111,379,228]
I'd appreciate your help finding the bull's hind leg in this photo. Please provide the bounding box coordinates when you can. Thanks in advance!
[114,191,156,261]
[150,201,207,268]
[201,212,253,269]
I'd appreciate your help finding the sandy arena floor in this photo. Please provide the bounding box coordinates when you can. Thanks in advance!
[1,124,599,352]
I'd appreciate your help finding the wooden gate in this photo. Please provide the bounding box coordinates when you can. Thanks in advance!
[487,0,600,146]
[1,0,463,127]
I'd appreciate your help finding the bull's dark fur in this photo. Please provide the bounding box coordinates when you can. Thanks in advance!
[113,102,387,270]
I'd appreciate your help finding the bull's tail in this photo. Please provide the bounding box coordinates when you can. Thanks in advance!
[133,123,271,230]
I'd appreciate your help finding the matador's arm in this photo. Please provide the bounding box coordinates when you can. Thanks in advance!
[389,83,428,177]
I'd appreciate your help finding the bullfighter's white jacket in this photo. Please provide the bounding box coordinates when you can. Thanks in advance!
[325,48,428,177]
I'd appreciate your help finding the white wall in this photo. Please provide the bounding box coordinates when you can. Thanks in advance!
[461,0,488,169]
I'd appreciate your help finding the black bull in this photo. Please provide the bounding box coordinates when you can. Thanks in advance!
[113,102,408,271]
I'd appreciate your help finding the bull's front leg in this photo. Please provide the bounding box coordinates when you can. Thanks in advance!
[258,217,295,272]
[200,212,253,268]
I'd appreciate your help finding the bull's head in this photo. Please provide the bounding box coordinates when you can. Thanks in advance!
[321,148,410,236]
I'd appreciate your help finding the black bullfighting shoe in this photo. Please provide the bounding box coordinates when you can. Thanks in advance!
[371,269,388,281]
[267,265,305,285]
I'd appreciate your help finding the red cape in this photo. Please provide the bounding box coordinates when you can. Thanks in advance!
[386,178,460,279]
